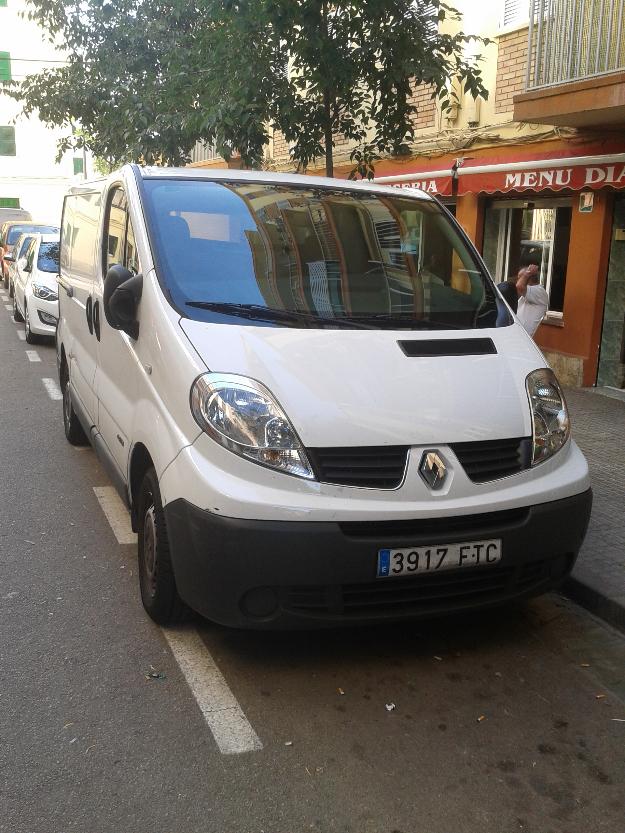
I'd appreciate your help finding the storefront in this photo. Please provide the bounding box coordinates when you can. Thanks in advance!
[366,139,625,388]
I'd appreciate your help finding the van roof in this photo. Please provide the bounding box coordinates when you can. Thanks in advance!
[140,165,433,201]
[69,164,433,202]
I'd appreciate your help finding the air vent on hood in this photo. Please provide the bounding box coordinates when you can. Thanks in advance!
[398,338,497,357]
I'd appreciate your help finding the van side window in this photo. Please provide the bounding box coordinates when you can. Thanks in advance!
[103,186,141,275]
[106,188,127,271]
[64,191,101,281]
[60,196,73,271]
[125,217,139,274]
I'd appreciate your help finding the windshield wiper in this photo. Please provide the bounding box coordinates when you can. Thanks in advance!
[347,313,463,330]
[185,301,375,329]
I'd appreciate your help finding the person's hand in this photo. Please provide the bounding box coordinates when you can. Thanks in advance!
[518,264,538,280]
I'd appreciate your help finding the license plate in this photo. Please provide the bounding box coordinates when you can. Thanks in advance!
[377,539,502,578]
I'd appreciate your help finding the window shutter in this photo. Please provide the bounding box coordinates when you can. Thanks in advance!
[0,52,11,82]
[0,197,19,208]
[503,0,525,27]
[73,157,84,175]
[0,126,16,156]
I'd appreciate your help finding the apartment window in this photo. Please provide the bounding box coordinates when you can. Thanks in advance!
[0,126,16,156]
[73,157,84,175]
[0,197,19,208]
[0,51,11,81]
[482,198,572,315]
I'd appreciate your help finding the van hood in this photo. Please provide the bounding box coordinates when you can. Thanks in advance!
[179,320,544,447]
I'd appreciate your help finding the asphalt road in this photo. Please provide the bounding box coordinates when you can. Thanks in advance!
[1,293,624,833]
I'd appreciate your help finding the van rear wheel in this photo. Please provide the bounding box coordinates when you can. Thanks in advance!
[137,467,186,625]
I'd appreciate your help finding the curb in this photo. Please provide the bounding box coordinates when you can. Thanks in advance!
[563,575,625,635]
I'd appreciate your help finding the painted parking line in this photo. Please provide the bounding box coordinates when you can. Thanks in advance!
[163,628,263,755]
[25,350,41,362]
[92,486,137,545]
[16,331,25,341]
[92,484,262,755]
[42,377,63,401]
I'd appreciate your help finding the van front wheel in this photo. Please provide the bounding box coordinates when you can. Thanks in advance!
[60,365,88,446]
[137,468,186,625]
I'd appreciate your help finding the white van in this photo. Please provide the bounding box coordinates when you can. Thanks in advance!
[57,166,592,628]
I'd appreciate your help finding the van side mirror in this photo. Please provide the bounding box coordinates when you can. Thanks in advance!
[103,265,143,340]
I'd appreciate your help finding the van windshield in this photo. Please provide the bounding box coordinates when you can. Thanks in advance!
[143,179,509,330]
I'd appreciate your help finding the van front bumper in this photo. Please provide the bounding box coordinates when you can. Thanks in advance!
[164,488,592,629]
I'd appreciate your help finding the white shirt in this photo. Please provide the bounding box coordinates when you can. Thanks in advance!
[517,283,549,336]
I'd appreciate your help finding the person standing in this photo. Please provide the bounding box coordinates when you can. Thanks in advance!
[516,263,549,336]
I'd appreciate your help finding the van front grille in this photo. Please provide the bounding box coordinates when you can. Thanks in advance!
[338,507,530,539]
[306,446,408,489]
[450,437,532,483]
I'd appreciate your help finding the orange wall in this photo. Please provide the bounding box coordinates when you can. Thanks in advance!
[534,191,614,384]
[455,193,484,251]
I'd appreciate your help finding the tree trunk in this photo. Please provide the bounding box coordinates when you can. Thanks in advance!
[323,87,334,178]
[321,0,333,178]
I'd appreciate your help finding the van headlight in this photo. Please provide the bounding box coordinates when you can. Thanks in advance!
[526,368,570,465]
[190,373,315,480]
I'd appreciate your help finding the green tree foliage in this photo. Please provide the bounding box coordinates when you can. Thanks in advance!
[6,0,488,176]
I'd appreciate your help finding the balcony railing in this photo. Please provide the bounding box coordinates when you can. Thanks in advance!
[526,0,625,89]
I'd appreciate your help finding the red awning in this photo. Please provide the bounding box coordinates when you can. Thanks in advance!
[373,168,454,197]
[457,151,625,196]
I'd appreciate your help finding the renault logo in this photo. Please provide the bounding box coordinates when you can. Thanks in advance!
[419,451,447,490]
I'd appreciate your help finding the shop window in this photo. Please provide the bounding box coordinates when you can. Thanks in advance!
[0,126,16,156]
[482,199,572,315]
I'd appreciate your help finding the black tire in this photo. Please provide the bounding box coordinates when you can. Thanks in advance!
[12,293,23,322]
[24,303,39,344]
[2,269,8,289]
[8,277,13,298]
[60,362,88,445]
[137,467,186,625]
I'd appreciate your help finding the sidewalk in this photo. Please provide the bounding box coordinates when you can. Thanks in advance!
[563,387,625,632]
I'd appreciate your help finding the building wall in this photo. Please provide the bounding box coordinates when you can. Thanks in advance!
[494,26,531,114]
[408,82,436,131]
[0,0,90,224]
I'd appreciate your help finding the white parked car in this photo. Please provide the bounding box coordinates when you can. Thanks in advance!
[56,167,592,629]
[13,233,60,343]
[5,232,37,298]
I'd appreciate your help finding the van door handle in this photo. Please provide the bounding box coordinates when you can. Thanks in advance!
[93,299,101,342]
[85,295,93,335]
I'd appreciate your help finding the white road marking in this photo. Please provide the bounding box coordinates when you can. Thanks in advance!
[16,330,25,340]
[25,350,41,362]
[91,483,261,754]
[163,627,263,755]
[42,377,63,401]
[4,303,12,311]
[92,486,137,545]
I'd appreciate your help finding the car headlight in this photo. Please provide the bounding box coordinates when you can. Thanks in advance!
[32,283,58,301]
[526,368,570,465]
[190,373,315,480]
